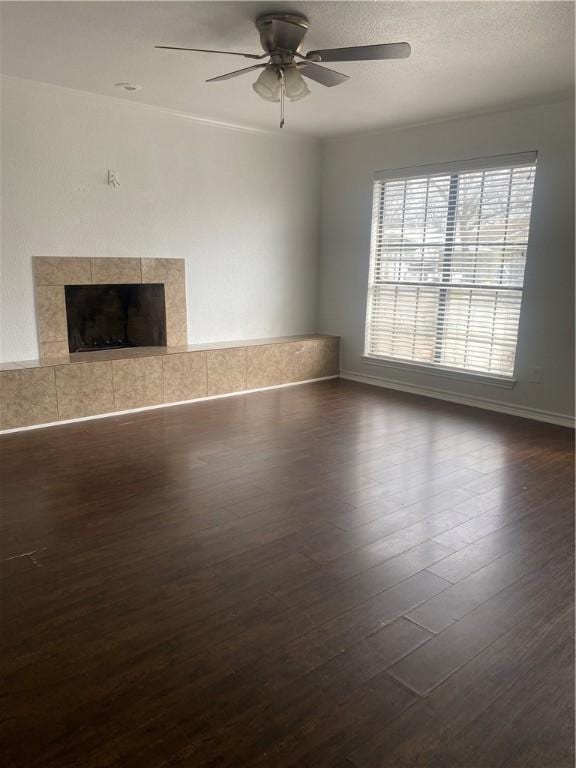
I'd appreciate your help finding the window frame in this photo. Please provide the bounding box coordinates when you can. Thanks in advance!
[364,152,538,384]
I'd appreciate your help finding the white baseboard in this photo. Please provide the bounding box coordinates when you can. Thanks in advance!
[340,369,575,429]
[0,376,339,435]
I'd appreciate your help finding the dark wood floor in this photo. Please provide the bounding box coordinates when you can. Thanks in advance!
[1,379,574,768]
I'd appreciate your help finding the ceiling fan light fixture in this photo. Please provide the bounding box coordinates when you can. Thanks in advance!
[283,67,310,101]
[157,12,412,128]
[252,65,281,102]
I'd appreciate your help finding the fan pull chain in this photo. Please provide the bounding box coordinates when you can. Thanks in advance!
[280,69,285,128]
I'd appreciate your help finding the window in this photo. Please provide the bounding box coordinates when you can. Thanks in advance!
[365,153,537,378]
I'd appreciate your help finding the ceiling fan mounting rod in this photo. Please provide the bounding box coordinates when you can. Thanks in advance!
[280,69,285,129]
[269,50,296,66]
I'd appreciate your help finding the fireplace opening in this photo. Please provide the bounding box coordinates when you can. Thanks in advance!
[65,284,167,353]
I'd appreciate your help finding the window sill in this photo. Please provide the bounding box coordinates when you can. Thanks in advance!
[361,355,517,389]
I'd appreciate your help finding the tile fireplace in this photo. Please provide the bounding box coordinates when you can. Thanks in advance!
[65,283,167,352]
[33,256,187,358]
[0,257,342,432]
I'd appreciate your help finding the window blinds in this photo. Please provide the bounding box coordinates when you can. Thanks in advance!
[365,153,537,377]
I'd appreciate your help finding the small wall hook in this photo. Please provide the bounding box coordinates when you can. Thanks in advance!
[107,170,120,188]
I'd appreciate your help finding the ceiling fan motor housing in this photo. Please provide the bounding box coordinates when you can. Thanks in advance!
[255,13,310,64]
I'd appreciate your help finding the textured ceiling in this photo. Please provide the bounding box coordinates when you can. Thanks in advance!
[1,1,574,137]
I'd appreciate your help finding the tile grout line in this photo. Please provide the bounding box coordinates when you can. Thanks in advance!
[52,366,60,420]
[111,359,118,412]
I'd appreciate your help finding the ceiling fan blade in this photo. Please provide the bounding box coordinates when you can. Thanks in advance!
[306,42,411,63]
[155,46,264,60]
[206,64,266,83]
[298,62,350,87]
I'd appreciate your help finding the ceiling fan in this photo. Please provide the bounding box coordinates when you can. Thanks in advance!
[156,12,411,127]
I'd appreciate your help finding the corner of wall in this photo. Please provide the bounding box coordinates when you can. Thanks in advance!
[314,138,329,335]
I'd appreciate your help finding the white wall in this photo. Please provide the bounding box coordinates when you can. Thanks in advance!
[2,77,574,424]
[318,100,575,423]
[0,76,320,361]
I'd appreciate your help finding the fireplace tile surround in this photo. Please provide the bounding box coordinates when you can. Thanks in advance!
[0,335,340,431]
[0,367,59,427]
[246,344,283,389]
[33,256,187,359]
[112,356,165,411]
[55,360,115,420]
[36,285,68,343]
[162,352,208,403]
[0,257,339,431]
[207,347,249,396]
[91,257,142,285]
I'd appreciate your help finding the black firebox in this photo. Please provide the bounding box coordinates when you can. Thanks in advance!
[65,284,167,353]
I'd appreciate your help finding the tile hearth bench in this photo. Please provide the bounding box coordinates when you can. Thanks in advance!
[0,334,339,431]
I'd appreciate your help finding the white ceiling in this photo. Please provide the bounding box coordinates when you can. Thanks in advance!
[1,1,574,137]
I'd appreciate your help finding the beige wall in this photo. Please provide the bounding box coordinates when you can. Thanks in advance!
[318,100,575,422]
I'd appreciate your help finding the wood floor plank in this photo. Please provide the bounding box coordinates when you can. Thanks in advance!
[388,542,574,695]
[284,540,454,624]
[427,494,574,583]
[330,486,476,531]
[0,379,573,768]
[432,484,573,549]
[350,547,574,767]
[322,509,471,579]
[405,525,572,633]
